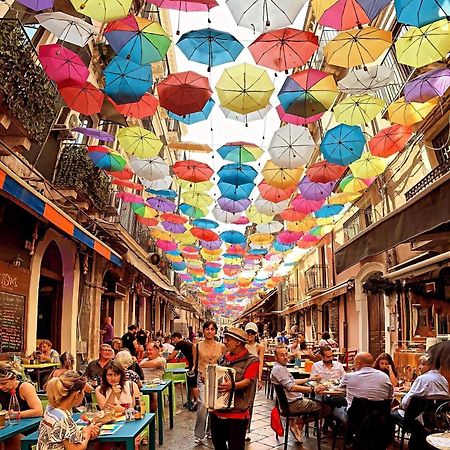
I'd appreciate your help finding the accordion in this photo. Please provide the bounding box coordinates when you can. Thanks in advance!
[205,364,236,410]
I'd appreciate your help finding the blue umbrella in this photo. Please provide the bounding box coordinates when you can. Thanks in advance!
[217,163,258,185]
[192,218,219,229]
[104,56,152,105]
[248,248,268,255]
[145,188,178,198]
[177,28,244,70]
[394,0,450,27]
[217,181,255,200]
[220,230,247,245]
[172,262,187,271]
[168,98,215,125]
[320,124,366,166]
[314,204,345,218]
[273,241,295,252]
[179,203,207,218]
[357,0,391,20]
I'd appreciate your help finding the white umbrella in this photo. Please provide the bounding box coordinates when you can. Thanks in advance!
[140,176,173,190]
[219,104,272,124]
[256,221,284,233]
[129,157,169,181]
[226,0,307,32]
[36,12,95,47]
[212,206,241,223]
[254,197,289,215]
[337,66,394,95]
[268,124,315,169]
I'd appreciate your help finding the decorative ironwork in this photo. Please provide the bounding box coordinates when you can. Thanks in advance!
[305,264,329,293]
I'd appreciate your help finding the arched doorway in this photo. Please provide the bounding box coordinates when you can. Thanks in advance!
[37,241,63,349]
[366,272,386,358]
[100,270,120,330]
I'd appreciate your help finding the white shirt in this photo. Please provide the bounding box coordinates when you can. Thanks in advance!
[339,366,393,407]
[163,343,174,353]
[401,370,449,409]
[311,360,345,381]
[271,362,304,403]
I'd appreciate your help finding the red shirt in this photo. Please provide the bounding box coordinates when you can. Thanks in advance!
[214,349,259,419]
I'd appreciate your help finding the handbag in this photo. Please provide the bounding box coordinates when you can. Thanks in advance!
[186,344,199,387]
[270,406,284,437]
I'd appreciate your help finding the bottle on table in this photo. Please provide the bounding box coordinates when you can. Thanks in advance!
[8,390,21,424]
[134,397,142,420]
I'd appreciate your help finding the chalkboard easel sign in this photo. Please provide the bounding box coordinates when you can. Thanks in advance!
[0,291,25,353]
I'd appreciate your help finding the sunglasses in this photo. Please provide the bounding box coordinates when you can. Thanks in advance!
[246,330,257,335]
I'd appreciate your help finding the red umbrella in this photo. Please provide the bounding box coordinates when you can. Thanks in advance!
[173,160,214,182]
[280,208,307,222]
[137,216,159,226]
[161,213,188,224]
[108,167,134,180]
[157,71,212,116]
[368,124,413,158]
[111,179,144,191]
[258,181,297,202]
[249,28,319,73]
[191,227,219,241]
[306,161,347,183]
[59,82,104,115]
[109,93,159,119]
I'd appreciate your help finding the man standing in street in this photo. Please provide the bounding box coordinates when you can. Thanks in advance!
[100,317,114,347]
[121,324,139,357]
[210,327,259,450]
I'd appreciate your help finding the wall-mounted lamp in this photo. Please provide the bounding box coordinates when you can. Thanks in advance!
[11,254,23,267]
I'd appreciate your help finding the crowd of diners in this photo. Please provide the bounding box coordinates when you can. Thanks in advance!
[0,324,449,450]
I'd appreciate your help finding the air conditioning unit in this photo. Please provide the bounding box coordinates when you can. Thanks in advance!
[52,108,80,139]
[115,282,127,297]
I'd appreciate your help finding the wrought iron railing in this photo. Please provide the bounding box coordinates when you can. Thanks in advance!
[305,265,329,293]
[405,158,450,201]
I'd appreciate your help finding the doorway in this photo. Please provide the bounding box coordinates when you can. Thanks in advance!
[368,291,385,358]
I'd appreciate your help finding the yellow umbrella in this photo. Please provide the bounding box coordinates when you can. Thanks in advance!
[342,177,369,193]
[70,0,131,23]
[216,63,275,115]
[249,233,274,245]
[175,233,197,245]
[166,254,183,263]
[328,192,361,204]
[286,217,317,232]
[262,160,304,189]
[350,153,388,178]
[176,179,214,192]
[117,126,163,159]
[387,96,438,125]
[334,95,385,125]
[169,141,213,153]
[324,26,392,68]
[151,229,173,240]
[246,206,274,224]
[202,247,222,256]
[181,191,214,208]
[395,19,450,68]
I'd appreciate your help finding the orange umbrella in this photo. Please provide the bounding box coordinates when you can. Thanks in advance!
[173,160,214,182]
[169,142,213,153]
[191,227,219,241]
[262,160,304,189]
[59,81,104,115]
[258,181,297,202]
[160,213,188,224]
[109,93,159,118]
[368,124,414,157]
[306,160,347,183]
[280,208,307,222]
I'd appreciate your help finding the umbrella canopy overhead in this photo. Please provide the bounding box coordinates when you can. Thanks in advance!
[258,181,297,202]
[350,153,388,178]
[110,93,159,119]
[117,126,163,159]
[216,63,275,115]
[173,160,214,182]
[368,124,413,157]
[217,197,251,213]
[262,160,304,189]
[387,97,439,125]
[59,82,104,115]
[276,103,324,125]
[217,163,258,185]
[306,160,347,183]
[217,142,263,163]
[17,0,54,11]
[70,0,132,23]
[129,156,169,181]
[72,127,115,142]
[404,68,450,103]
[168,98,215,125]
[299,176,335,201]
[333,94,385,125]
[337,66,394,95]
[217,181,255,200]
[148,0,218,11]
[394,0,450,27]
[254,197,289,215]
[88,146,126,171]
[219,104,272,124]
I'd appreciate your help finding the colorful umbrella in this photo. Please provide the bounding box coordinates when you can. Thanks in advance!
[320,124,366,166]
[217,142,263,163]
[200,239,222,249]
[109,167,133,180]
[156,239,178,251]
[226,0,307,32]
[394,0,450,27]
[314,204,344,218]
[258,181,297,202]
[148,0,218,12]
[142,176,173,190]
[249,28,318,72]
[112,179,144,190]
[117,126,163,158]
[17,0,53,10]
[217,163,258,185]
[256,221,284,234]
[212,206,242,223]
[70,0,132,23]
[340,175,370,193]
[278,69,338,119]
[179,203,207,218]
[36,12,94,47]
[286,217,317,232]
[387,97,438,125]
[280,206,307,222]
[299,176,335,201]
[404,68,450,103]
[105,16,171,65]
[87,146,126,171]
[337,66,394,95]
[192,218,218,229]
[72,127,115,142]
[276,104,324,125]
[191,227,219,241]
[219,105,272,124]
[104,56,153,105]
[216,63,275,115]
[157,71,212,116]
[306,161,347,183]
[368,125,413,157]
[110,93,159,119]
[162,221,186,233]
[262,160,304,189]
[59,82,104,115]
[129,156,169,181]
[324,26,392,68]
[169,142,213,153]
[217,181,255,200]
[168,99,214,125]
[217,197,251,213]
[349,153,387,178]
[268,124,315,169]
[182,191,214,208]
[39,44,89,86]
[136,216,159,227]
[220,230,246,245]
[395,19,450,68]
[147,197,177,212]
[177,179,213,191]
[173,160,214,182]
[161,213,188,224]
[277,230,303,244]
[131,202,158,218]
[328,192,361,204]
[333,95,385,125]
[246,206,274,224]
[254,197,289,215]
[177,28,243,70]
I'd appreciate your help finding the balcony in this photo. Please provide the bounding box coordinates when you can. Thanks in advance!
[118,201,152,252]
[405,159,450,201]
[0,19,60,150]
[305,265,329,294]
[343,207,374,242]
[53,144,112,213]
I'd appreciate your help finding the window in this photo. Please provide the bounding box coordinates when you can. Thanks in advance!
[432,124,450,164]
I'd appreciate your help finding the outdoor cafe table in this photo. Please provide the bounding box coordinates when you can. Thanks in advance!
[21,413,156,450]
[141,379,174,445]
[265,362,310,379]
[426,432,450,450]
[0,417,41,443]
[22,363,59,390]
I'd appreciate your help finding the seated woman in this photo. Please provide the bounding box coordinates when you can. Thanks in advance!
[292,341,321,362]
[318,332,338,349]
[0,362,43,450]
[95,362,139,415]
[37,371,99,450]
[114,350,143,389]
[373,353,399,387]
[33,339,60,364]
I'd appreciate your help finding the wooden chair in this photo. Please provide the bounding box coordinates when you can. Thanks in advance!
[342,350,358,371]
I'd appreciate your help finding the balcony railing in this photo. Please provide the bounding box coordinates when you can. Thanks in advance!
[0,19,60,144]
[118,201,152,252]
[405,158,450,201]
[53,144,112,211]
[305,265,329,293]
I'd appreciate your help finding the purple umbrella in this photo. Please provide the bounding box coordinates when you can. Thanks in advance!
[17,0,53,11]
[72,127,115,142]
[404,68,450,103]
[146,197,177,212]
[217,197,251,213]
[299,176,335,201]
[200,239,223,250]
[161,221,186,233]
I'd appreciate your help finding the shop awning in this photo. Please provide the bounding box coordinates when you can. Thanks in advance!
[239,288,277,319]
[0,163,122,266]
[335,174,450,274]
[157,290,198,314]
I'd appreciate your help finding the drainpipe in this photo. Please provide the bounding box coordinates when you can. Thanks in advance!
[384,252,450,280]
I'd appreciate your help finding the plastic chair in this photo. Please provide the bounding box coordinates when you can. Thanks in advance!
[167,362,188,404]
[162,371,177,416]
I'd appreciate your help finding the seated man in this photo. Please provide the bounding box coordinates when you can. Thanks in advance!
[334,352,393,424]
[271,346,325,442]
[311,346,345,382]
[83,344,114,386]
[140,342,166,412]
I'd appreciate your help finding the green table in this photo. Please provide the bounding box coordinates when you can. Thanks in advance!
[23,363,59,390]
[141,380,174,445]
[0,417,41,442]
[20,413,156,450]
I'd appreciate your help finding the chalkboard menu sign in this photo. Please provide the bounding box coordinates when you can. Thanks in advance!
[0,292,25,353]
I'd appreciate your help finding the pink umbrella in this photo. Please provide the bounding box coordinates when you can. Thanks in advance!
[156,239,178,251]
[38,44,89,86]
[277,230,303,244]
[276,104,324,125]
[148,0,218,11]
[233,216,249,225]
[115,192,145,203]
[291,194,325,214]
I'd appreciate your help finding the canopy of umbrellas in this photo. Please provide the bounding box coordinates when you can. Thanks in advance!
[19,0,450,317]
